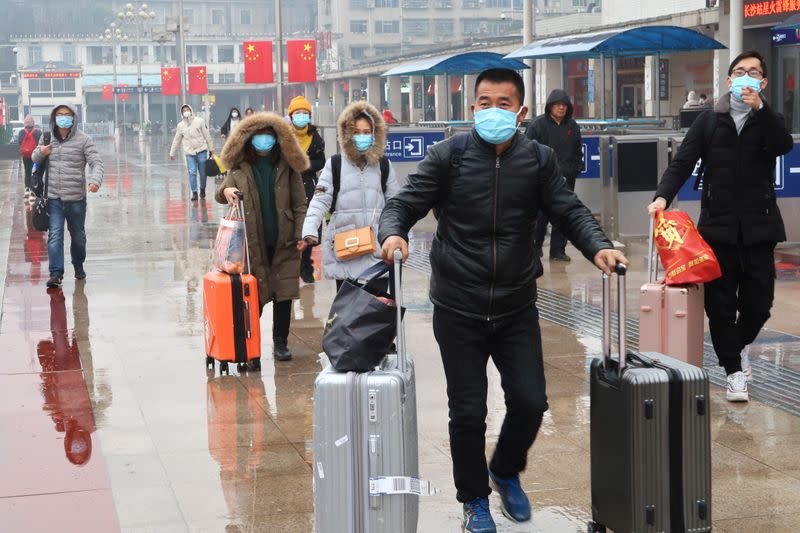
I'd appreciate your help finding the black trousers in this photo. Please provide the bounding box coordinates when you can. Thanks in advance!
[705,239,776,375]
[533,174,577,256]
[22,157,34,190]
[432,304,548,503]
[260,246,292,342]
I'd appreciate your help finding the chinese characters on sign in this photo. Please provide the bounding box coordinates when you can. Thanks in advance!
[744,0,800,17]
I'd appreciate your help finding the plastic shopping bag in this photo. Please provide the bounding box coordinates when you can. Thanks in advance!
[654,209,721,285]
[212,204,247,274]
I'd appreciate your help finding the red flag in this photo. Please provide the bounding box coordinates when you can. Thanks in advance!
[188,66,208,95]
[287,40,316,83]
[243,41,274,84]
[161,67,181,95]
[102,84,113,101]
[117,83,130,102]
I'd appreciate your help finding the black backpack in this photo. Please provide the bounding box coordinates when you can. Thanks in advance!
[329,154,390,214]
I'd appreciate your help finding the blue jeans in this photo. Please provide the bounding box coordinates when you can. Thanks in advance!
[48,198,87,276]
[186,151,208,193]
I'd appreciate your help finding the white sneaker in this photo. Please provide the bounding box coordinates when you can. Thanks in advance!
[741,346,753,382]
[726,371,749,402]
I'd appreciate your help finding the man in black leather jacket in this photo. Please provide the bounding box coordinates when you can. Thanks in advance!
[379,68,627,533]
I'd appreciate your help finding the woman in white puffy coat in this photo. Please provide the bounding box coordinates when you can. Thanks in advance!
[301,102,400,290]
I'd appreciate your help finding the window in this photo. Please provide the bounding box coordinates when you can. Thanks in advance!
[573,0,588,5]
[52,79,76,97]
[28,45,41,65]
[375,20,400,33]
[155,45,177,63]
[434,19,454,35]
[87,46,112,65]
[463,19,486,34]
[240,9,251,25]
[350,0,369,7]
[183,8,194,24]
[462,0,480,7]
[29,78,75,98]
[218,45,234,63]
[375,46,395,56]
[212,9,224,25]
[486,0,512,6]
[375,0,399,6]
[403,0,429,7]
[433,0,453,6]
[218,73,236,84]
[351,46,367,59]
[63,45,75,65]
[405,19,430,35]
[350,20,368,33]
[187,45,208,63]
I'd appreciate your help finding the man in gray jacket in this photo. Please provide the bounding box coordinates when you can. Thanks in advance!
[169,104,214,202]
[33,104,104,289]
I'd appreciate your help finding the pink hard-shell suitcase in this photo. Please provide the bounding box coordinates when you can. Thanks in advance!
[638,217,705,367]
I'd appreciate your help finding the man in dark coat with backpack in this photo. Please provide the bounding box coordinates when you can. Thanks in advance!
[525,89,584,261]
[648,50,794,403]
[379,68,627,533]
[18,115,42,198]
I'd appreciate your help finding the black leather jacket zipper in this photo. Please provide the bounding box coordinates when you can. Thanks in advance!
[488,156,500,321]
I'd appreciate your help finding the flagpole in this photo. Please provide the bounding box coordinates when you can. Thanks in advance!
[178,0,187,107]
[275,0,284,113]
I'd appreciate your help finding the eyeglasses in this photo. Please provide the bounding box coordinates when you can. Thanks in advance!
[731,67,764,79]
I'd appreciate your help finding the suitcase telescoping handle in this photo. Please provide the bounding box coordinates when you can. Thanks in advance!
[393,248,409,373]
[234,191,252,276]
[647,215,659,283]
[602,262,628,371]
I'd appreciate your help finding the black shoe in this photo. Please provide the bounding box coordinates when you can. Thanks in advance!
[46,274,63,288]
[274,339,293,361]
[200,189,206,199]
[191,192,198,202]
[74,265,86,280]
[300,268,315,284]
[549,253,571,262]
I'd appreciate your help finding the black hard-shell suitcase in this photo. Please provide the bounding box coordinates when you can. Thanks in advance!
[589,264,712,533]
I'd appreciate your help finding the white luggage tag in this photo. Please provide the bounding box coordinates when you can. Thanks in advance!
[368,476,438,496]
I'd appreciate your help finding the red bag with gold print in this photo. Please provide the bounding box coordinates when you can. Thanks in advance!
[654,209,722,286]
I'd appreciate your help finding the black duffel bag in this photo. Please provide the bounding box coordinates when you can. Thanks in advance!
[205,151,223,177]
[322,261,404,372]
[31,136,50,232]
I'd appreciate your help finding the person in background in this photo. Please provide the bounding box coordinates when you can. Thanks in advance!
[33,104,104,289]
[525,89,584,262]
[383,107,398,125]
[216,112,309,362]
[220,107,241,138]
[699,93,709,106]
[169,104,214,202]
[621,99,635,117]
[301,102,399,293]
[245,108,255,117]
[648,50,793,403]
[17,115,42,199]
[287,95,326,284]
[683,90,703,109]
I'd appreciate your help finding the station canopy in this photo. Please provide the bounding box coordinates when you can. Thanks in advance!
[505,25,726,60]
[382,51,528,77]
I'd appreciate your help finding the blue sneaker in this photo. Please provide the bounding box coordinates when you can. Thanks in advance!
[489,469,532,522]
[462,497,496,533]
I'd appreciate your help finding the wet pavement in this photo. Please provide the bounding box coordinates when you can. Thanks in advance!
[1,136,800,532]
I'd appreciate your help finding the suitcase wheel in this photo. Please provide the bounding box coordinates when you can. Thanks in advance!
[247,358,261,372]
[587,522,606,533]
[205,355,215,369]
[237,362,247,373]
[219,361,229,375]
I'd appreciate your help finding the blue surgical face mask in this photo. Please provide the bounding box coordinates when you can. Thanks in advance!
[474,107,520,145]
[251,134,276,153]
[55,115,74,129]
[730,75,762,101]
[292,113,310,128]
[354,133,374,152]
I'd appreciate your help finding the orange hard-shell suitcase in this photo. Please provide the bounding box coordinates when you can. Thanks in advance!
[203,192,261,374]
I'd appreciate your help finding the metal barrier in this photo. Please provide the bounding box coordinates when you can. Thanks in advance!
[80,122,115,138]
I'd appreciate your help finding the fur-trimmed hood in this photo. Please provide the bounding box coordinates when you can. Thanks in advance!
[220,112,310,173]
[337,101,387,167]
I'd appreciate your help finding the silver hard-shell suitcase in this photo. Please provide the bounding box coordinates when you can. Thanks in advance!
[589,264,711,533]
[313,250,419,533]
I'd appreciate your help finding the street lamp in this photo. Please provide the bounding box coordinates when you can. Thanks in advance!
[101,23,129,139]
[117,2,156,138]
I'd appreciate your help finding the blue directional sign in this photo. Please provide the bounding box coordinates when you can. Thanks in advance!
[385,132,446,163]
[677,141,800,201]
[580,136,601,179]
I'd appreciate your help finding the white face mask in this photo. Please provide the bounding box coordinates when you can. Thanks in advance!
[182,111,191,118]
[231,112,239,118]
